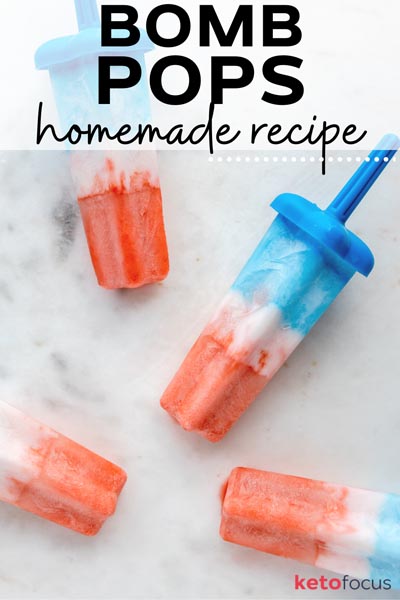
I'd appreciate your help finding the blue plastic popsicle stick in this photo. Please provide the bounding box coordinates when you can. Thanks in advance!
[74,0,100,31]
[327,133,400,224]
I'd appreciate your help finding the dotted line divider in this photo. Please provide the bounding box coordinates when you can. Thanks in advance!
[208,156,396,164]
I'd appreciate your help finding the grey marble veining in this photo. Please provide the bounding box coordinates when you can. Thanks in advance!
[0,150,399,599]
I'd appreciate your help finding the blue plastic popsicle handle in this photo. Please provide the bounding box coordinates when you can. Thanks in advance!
[327,133,400,223]
[74,0,100,31]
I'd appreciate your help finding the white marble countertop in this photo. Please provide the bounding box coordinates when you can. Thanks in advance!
[0,150,399,599]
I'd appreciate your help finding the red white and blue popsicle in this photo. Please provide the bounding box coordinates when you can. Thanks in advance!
[221,467,400,586]
[0,401,127,535]
[162,135,400,442]
[35,0,169,289]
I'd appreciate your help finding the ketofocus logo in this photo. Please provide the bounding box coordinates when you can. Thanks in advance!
[294,574,392,592]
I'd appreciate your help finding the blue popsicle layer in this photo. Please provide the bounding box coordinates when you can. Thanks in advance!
[369,494,400,588]
[232,216,355,336]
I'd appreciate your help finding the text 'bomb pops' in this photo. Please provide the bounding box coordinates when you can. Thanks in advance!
[0,401,127,535]
[161,134,399,442]
[35,0,169,289]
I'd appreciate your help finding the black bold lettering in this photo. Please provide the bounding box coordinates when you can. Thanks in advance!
[101,5,140,46]
[263,5,302,46]
[98,57,142,104]
[150,56,201,105]
[262,56,304,105]
[147,5,191,47]
[199,5,253,46]
[212,57,254,104]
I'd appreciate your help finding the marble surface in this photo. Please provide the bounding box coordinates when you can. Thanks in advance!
[0,150,399,599]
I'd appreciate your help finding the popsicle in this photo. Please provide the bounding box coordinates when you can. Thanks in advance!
[0,401,127,535]
[220,467,400,587]
[35,0,169,289]
[161,135,399,442]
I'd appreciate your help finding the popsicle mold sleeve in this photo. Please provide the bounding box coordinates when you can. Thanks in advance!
[35,0,153,70]
[220,468,400,587]
[161,134,399,442]
[34,1,153,149]
[0,401,127,535]
[35,0,169,289]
